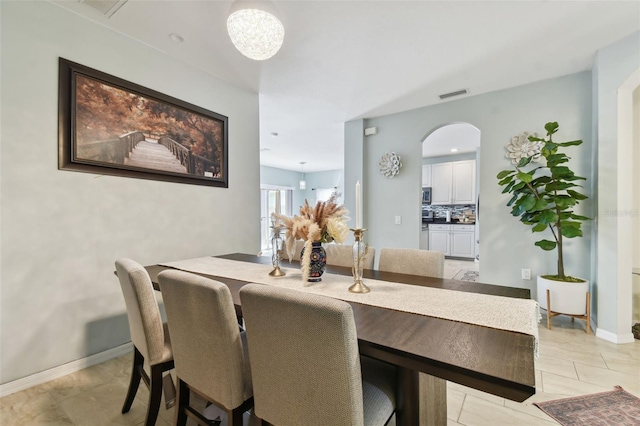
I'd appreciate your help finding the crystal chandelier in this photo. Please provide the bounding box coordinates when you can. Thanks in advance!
[227,1,284,61]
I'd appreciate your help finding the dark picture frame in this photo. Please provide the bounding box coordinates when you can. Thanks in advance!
[58,58,228,187]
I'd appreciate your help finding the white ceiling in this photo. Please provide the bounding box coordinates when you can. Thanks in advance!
[53,0,640,172]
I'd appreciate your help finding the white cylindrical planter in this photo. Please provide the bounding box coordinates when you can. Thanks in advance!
[537,275,589,315]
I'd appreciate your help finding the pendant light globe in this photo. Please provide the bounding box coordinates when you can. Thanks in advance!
[227,1,284,61]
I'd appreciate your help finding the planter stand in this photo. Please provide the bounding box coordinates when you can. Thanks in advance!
[546,289,591,334]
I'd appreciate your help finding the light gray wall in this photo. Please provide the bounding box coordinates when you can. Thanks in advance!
[593,31,640,336]
[260,166,300,189]
[0,2,260,383]
[347,72,593,295]
[303,169,344,203]
[344,119,366,235]
[260,166,343,213]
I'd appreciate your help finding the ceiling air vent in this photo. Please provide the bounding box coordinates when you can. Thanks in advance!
[439,89,468,100]
[79,0,128,18]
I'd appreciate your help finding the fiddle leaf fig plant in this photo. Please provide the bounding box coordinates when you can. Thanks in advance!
[497,122,589,282]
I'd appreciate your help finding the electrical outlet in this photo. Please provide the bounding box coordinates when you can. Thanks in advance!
[522,268,531,280]
[395,215,402,225]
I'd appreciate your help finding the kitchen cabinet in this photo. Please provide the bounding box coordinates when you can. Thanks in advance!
[429,224,475,259]
[430,163,452,204]
[452,161,476,204]
[428,224,450,255]
[421,164,432,187]
[430,160,476,205]
[450,225,475,258]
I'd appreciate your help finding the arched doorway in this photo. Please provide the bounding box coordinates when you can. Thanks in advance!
[420,123,481,279]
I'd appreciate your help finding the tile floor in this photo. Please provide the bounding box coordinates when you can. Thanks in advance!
[2,259,638,426]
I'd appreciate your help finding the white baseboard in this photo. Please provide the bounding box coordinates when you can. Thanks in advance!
[595,328,636,344]
[0,343,133,398]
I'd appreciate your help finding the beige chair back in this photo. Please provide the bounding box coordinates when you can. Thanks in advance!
[325,243,376,269]
[115,258,168,366]
[240,284,364,426]
[157,270,252,410]
[378,248,444,278]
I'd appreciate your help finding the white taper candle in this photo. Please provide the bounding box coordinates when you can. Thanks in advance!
[356,181,361,229]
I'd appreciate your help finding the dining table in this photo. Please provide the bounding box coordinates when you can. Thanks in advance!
[146,253,537,426]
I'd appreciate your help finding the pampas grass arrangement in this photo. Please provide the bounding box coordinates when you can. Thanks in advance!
[272,193,349,282]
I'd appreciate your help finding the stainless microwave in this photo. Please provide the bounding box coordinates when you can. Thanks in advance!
[422,187,431,204]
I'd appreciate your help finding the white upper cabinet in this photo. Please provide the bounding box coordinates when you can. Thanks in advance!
[452,160,476,204]
[430,159,476,205]
[421,164,432,187]
[430,163,452,204]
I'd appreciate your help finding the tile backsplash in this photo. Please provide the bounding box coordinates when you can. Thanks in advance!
[423,204,476,220]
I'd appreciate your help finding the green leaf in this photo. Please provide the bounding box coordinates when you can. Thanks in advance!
[546,182,578,191]
[564,175,586,181]
[502,180,516,194]
[531,176,552,186]
[561,227,583,238]
[557,139,583,147]
[512,182,526,191]
[520,212,535,223]
[538,209,558,225]
[544,122,559,135]
[530,198,548,212]
[570,213,590,221]
[532,223,548,232]
[546,153,568,162]
[498,175,513,186]
[560,220,582,228]
[535,240,557,250]
[497,170,515,179]
[517,157,532,168]
[567,189,588,200]
[521,195,536,211]
[550,166,573,177]
[547,157,569,167]
[554,196,577,209]
[511,203,526,217]
[506,193,518,206]
[517,171,533,183]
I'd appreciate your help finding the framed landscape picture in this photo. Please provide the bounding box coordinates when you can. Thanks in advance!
[58,58,228,187]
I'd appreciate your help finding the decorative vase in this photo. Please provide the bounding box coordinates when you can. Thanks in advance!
[300,241,326,282]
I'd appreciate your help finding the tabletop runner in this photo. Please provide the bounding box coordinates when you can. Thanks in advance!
[160,256,540,355]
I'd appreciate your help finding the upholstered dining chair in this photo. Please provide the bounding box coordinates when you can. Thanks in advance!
[325,243,376,269]
[157,269,253,426]
[115,258,175,426]
[377,247,446,423]
[378,248,444,278]
[240,284,397,426]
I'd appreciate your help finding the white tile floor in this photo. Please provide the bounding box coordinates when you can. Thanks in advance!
[2,259,638,425]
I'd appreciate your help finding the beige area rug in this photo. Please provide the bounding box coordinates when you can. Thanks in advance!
[452,269,479,282]
[533,386,640,425]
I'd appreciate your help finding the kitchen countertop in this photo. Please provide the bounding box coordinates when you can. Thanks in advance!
[423,219,476,225]
[422,221,475,231]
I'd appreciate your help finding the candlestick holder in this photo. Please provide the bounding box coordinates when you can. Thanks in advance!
[349,228,369,293]
[269,227,286,277]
